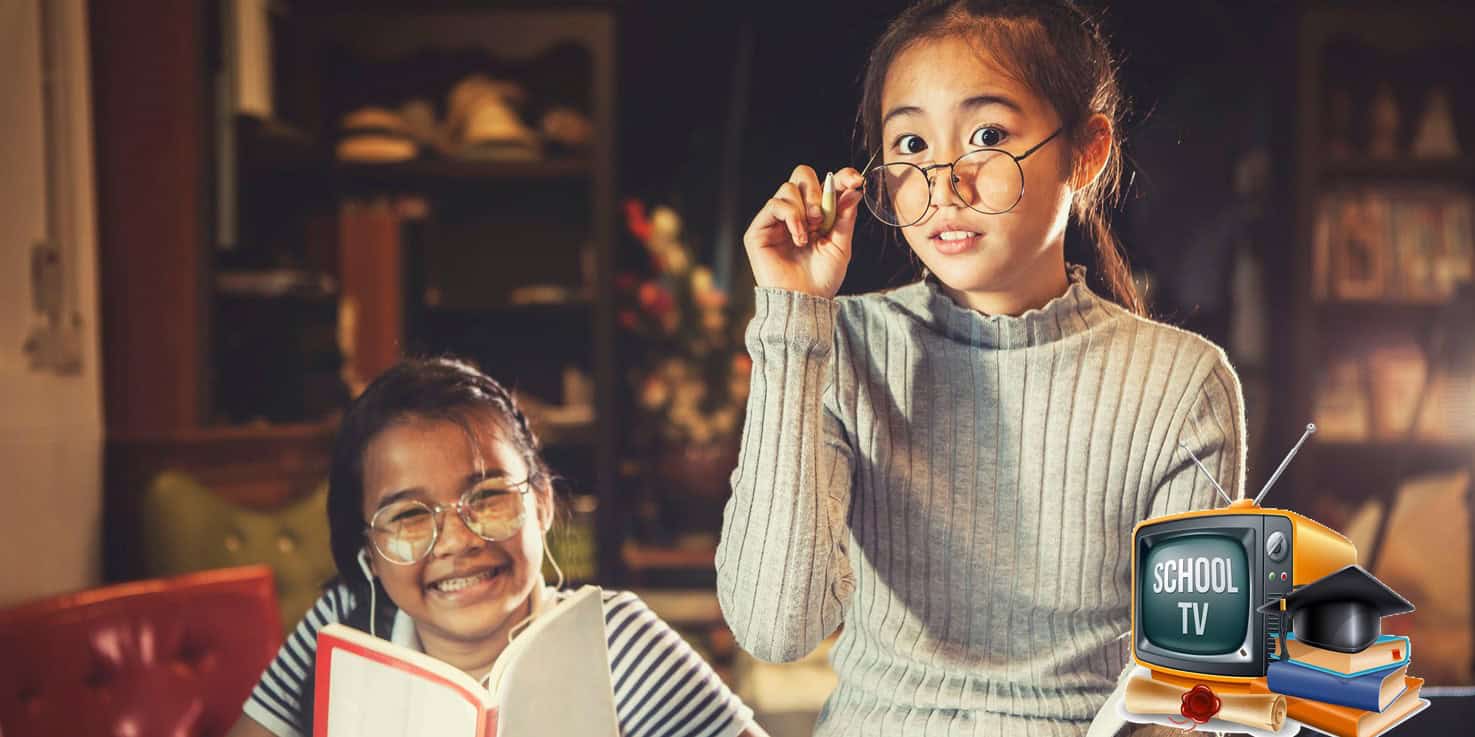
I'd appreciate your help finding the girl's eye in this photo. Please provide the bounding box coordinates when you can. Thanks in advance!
[389,506,430,524]
[895,134,927,156]
[970,126,1007,148]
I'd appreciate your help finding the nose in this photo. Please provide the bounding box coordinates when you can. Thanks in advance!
[431,505,484,558]
[929,164,970,209]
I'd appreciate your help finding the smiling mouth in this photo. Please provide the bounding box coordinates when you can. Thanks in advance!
[428,563,509,594]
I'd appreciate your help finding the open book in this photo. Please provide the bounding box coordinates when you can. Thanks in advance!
[312,585,618,737]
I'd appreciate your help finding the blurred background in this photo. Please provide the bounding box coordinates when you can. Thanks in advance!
[2,0,1474,734]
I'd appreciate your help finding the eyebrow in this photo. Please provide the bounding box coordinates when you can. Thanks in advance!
[374,488,422,511]
[881,94,1026,130]
[372,469,510,511]
[463,468,510,489]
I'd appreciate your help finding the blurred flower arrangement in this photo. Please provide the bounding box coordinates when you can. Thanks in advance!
[618,199,752,452]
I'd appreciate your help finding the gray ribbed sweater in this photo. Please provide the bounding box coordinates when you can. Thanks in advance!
[716,264,1246,737]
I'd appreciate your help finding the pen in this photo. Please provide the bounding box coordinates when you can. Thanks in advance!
[819,171,837,235]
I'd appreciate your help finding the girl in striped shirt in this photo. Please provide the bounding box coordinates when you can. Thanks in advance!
[229,357,763,737]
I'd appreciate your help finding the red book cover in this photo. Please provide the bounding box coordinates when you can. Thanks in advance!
[311,585,617,737]
[312,622,498,737]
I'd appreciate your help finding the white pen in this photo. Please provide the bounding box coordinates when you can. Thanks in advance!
[819,171,837,235]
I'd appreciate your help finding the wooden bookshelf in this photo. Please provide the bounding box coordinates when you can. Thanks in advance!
[95,3,625,582]
[1319,157,1475,183]
[1284,3,1475,510]
[1283,2,1475,686]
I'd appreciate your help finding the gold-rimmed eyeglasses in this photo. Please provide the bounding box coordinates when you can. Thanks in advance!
[364,478,535,565]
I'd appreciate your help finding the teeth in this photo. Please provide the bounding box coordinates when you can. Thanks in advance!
[938,231,976,241]
[433,568,500,593]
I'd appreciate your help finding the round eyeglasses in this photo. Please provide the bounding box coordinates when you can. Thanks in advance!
[365,478,535,565]
[861,127,1063,228]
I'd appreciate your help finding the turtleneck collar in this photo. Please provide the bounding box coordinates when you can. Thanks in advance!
[880,263,1119,349]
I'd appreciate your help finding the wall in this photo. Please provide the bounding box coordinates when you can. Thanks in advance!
[0,0,103,606]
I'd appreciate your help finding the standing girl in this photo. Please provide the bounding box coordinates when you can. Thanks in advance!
[716,2,1245,736]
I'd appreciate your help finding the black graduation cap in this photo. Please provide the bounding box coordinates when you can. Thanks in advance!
[1258,565,1414,655]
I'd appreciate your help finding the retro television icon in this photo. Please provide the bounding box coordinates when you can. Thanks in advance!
[1131,424,1358,683]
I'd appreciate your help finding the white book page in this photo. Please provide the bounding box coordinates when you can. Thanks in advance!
[492,586,619,737]
[326,647,481,737]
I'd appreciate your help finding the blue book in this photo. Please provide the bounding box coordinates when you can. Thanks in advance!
[1266,658,1409,712]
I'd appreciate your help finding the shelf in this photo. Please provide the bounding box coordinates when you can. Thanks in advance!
[237,116,594,189]
[628,588,723,626]
[1312,297,1475,337]
[535,422,596,448]
[425,295,593,315]
[1311,439,1474,474]
[216,269,338,301]
[1313,300,1451,321]
[333,156,593,187]
[622,542,717,572]
[416,301,597,347]
[1319,157,1475,184]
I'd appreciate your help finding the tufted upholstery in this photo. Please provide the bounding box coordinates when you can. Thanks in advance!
[0,565,282,737]
[141,470,336,634]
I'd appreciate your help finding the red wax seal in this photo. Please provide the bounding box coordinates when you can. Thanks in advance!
[1180,684,1222,725]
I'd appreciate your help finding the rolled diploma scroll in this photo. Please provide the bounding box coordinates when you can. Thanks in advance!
[1124,675,1287,733]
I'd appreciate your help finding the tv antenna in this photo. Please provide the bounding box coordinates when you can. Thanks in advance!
[1178,442,1235,506]
[1254,423,1317,505]
[1178,423,1319,507]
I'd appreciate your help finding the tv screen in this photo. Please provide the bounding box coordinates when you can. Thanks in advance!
[1139,534,1250,656]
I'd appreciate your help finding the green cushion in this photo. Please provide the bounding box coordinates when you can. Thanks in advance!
[141,470,337,635]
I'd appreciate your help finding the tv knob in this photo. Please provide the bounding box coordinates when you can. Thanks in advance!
[1266,531,1288,562]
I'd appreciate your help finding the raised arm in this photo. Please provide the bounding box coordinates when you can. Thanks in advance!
[715,288,856,662]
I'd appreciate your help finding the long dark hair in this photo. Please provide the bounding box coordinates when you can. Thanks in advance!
[326,356,554,593]
[857,0,1144,315]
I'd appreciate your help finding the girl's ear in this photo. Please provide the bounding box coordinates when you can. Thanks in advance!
[1070,113,1114,191]
[535,481,555,533]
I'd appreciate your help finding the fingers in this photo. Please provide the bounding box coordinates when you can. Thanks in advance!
[833,166,865,195]
[767,183,809,247]
[826,188,866,253]
[745,164,864,253]
[789,164,824,230]
[834,188,864,229]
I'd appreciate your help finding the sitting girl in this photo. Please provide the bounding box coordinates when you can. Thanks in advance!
[229,357,764,737]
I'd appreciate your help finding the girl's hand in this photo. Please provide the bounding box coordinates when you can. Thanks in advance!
[743,165,865,299]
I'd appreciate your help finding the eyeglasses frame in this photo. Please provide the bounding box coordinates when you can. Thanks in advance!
[363,476,538,565]
[861,126,1065,226]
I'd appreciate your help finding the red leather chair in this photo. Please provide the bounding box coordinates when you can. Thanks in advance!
[0,565,283,737]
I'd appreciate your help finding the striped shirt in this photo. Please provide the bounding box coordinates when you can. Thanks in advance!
[244,584,753,737]
[716,264,1246,737]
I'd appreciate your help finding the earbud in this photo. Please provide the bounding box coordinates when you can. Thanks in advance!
[543,531,566,592]
[357,548,380,639]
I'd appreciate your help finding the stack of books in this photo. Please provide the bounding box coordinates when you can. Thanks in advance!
[1266,633,1424,737]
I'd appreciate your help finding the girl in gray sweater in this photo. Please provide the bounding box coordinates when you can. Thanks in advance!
[716,2,1245,735]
